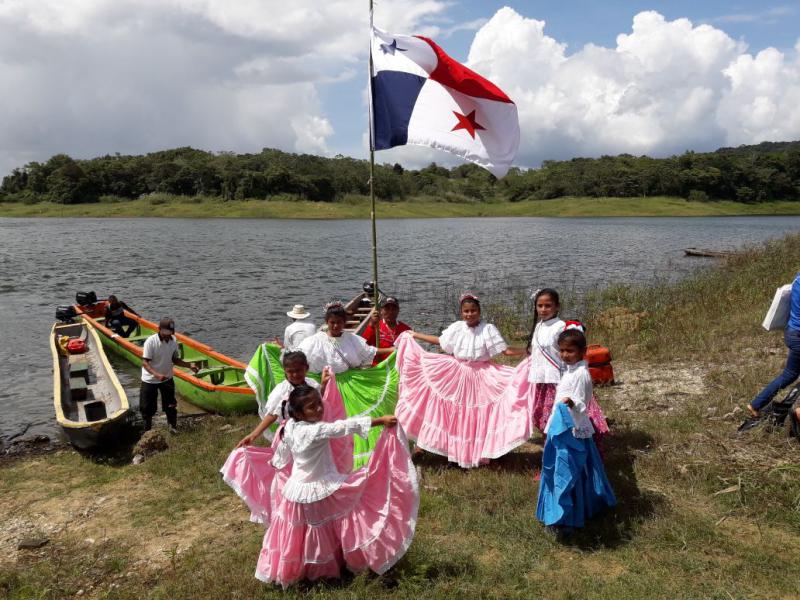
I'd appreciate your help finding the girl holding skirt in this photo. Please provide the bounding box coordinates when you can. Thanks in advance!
[221,383,419,588]
[396,293,532,468]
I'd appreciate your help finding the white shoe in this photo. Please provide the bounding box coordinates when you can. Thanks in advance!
[169,426,178,435]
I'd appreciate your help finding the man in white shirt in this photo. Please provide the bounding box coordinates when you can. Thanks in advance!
[281,305,317,352]
[140,317,199,433]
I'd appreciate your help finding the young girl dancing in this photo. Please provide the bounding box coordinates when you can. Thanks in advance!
[536,329,616,530]
[221,384,419,588]
[525,289,609,446]
[236,351,328,446]
[300,302,394,373]
[395,293,532,468]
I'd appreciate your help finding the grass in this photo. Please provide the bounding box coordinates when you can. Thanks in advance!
[2,194,800,219]
[3,235,800,598]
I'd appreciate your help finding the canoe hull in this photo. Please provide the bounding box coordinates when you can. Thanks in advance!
[51,320,132,450]
[61,412,133,450]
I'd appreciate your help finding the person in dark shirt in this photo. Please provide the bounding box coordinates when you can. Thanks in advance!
[105,294,138,338]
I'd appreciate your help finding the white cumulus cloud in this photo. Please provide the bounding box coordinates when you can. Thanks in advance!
[460,8,800,168]
[0,0,447,176]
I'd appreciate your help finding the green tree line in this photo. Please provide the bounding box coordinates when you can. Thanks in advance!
[2,141,799,205]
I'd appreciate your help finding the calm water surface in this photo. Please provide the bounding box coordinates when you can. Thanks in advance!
[2,215,798,443]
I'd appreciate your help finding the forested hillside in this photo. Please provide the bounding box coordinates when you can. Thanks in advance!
[2,141,799,205]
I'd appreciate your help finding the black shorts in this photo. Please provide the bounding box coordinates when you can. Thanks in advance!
[140,378,176,417]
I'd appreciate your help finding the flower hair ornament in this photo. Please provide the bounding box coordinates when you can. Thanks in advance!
[529,288,542,301]
[459,292,480,304]
[323,300,344,311]
[563,320,586,333]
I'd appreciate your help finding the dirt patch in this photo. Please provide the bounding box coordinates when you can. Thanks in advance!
[600,361,708,415]
[0,466,243,575]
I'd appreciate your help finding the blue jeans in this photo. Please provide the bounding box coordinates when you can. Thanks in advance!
[751,328,800,411]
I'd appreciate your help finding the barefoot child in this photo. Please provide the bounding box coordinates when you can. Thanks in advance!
[236,351,328,446]
[396,293,531,467]
[536,329,616,529]
[221,385,419,587]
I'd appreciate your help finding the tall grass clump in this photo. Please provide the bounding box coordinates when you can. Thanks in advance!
[582,234,800,362]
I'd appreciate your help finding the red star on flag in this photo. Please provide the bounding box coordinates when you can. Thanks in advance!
[451,109,486,139]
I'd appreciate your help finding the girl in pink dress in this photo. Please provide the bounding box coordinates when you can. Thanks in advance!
[221,383,419,588]
[396,293,532,468]
[522,289,609,447]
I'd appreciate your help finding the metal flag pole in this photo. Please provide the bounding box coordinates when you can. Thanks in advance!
[368,0,380,348]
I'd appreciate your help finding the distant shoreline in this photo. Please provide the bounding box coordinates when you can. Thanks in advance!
[2,195,800,219]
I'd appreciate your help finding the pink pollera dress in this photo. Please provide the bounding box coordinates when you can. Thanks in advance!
[394,324,532,468]
[220,382,419,588]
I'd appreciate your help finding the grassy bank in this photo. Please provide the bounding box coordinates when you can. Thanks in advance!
[3,236,800,598]
[2,194,800,219]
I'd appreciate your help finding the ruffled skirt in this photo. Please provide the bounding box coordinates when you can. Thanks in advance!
[536,403,616,527]
[524,376,610,436]
[395,334,532,468]
[220,427,419,587]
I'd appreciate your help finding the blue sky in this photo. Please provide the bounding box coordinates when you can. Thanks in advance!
[0,1,798,175]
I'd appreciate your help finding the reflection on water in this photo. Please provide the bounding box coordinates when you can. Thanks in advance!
[2,215,798,442]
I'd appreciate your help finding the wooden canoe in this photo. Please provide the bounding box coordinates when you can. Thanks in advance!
[51,319,131,449]
[684,247,733,258]
[343,291,377,335]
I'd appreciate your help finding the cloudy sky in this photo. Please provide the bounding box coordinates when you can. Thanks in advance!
[1,0,799,177]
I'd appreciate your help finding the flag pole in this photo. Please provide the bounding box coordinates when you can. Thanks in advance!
[368,0,380,348]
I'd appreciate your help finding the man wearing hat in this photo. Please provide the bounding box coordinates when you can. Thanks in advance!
[360,297,411,366]
[282,305,317,352]
[140,317,199,433]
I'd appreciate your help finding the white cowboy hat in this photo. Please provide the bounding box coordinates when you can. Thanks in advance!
[286,304,311,319]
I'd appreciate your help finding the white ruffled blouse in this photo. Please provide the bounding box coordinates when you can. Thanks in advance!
[545,360,595,439]
[438,320,508,362]
[271,416,372,503]
[298,331,377,374]
[528,317,566,384]
[260,377,320,419]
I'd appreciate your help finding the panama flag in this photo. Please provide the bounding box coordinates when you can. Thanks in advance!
[370,27,519,178]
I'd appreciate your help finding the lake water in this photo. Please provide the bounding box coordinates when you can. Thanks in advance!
[2,215,798,444]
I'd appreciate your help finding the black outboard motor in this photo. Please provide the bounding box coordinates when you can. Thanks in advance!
[56,305,77,323]
[362,281,375,296]
[75,291,98,306]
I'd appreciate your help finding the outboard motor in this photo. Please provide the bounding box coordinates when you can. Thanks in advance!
[75,291,98,306]
[56,305,77,323]
[362,281,375,296]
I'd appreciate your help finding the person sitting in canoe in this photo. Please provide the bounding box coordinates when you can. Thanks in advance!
[360,296,411,366]
[299,302,394,374]
[105,294,138,338]
[234,350,330,447]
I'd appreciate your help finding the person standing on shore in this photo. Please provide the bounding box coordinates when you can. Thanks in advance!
[747,272,800,425]
[280,305,316,352]
[140,317,199,433]
[360,296,411,366]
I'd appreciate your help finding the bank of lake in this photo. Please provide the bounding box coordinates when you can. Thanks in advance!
[2,195,800,219]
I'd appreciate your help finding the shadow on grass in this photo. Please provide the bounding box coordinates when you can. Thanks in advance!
[559,425,667,550]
